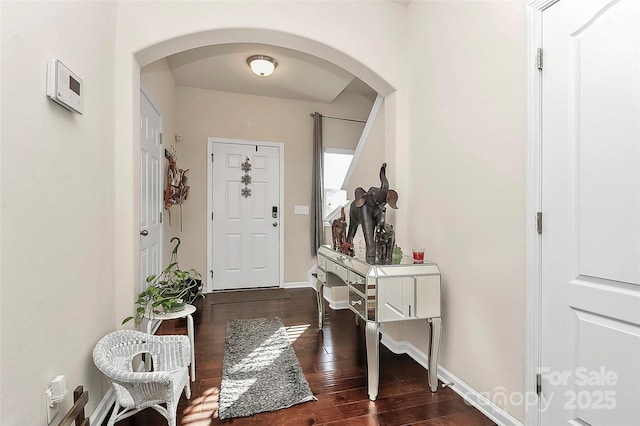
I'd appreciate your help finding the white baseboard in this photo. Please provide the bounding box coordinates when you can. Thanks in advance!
[283,281,313,289]
[381,331,431,368]
[90,386,114,426]
[380,332,523,426]
[326,297,349,310]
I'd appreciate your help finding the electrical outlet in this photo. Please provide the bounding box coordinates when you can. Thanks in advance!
[44,390,59,424]
[294,205,309,215]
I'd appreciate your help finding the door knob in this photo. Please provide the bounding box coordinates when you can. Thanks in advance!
[140,230,149,236]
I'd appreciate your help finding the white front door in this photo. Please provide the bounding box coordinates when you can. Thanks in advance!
[140,88,163,291]
[211,141,281,289]
[540,1,640,424]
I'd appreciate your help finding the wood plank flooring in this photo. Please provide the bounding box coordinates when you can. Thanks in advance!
[106,288,496,426]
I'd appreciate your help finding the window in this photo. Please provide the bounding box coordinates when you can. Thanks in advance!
[323,149,354,221]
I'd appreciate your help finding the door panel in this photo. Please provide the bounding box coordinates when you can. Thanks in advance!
[140,89,163,291]
[253,234,267,270]
[572,0,639,285]
[541,1,640,424]
[212,142,280,289]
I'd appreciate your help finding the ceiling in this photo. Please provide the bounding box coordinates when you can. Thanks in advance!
[164,43,378,104]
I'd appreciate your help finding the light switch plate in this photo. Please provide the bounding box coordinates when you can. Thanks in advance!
[294,205,309,215]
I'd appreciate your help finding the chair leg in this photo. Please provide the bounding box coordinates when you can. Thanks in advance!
[185,381,191,399]
[107,402,122,426]
[166,402,177,426]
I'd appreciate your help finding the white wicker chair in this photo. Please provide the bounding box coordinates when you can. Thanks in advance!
[93,330,191,426]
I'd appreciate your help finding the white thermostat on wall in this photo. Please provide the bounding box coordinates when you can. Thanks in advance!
[47,59,83,114]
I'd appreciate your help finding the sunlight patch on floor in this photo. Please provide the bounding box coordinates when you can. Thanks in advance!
[182,386,219,425]
[228,330,284,374]
[220,328,288,409]
[285,323,310,343]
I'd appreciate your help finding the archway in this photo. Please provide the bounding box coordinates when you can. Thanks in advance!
[134,28,395,97]
[115,25,402,324]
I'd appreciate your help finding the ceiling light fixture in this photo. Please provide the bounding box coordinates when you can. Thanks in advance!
[247,55,278,77]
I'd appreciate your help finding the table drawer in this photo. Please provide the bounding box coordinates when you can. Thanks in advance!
[348,271,367,295]
[316,269,327,284]
[326,259,348,282]
[349,289,366,318]
[317,254,327,270]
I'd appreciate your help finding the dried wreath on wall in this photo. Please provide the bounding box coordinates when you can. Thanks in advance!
[164,147,190,230]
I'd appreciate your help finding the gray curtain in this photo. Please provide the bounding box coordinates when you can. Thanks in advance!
[311,112,325,256]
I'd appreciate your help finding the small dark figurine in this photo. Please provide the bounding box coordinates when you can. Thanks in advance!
[374,208,395,265]
[346,163,398,264]
[340,241,355,257]
[331,207,348,252]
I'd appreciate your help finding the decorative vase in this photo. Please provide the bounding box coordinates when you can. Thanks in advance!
[392,245,403,265]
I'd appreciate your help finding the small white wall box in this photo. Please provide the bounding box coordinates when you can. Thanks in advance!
[47,59,83,114]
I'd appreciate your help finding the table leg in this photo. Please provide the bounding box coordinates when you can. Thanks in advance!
[365,321,380,401]
[316,281,324,330]
[427,317,442,392]
[187,314,195,382]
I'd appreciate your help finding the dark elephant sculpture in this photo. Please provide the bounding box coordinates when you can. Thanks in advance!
[374,211,395,265]
[345,163,398,264]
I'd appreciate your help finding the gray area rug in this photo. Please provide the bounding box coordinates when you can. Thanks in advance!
[218,317,316,420]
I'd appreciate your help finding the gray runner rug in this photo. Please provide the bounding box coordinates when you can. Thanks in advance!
[218,317,316,420]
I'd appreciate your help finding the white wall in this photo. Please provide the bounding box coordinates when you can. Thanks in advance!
[0,1,116,423]
[403,1,528,422]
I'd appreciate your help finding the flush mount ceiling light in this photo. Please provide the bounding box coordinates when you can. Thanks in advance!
[247,55,278,77]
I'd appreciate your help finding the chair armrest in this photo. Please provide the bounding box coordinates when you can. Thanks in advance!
[112,369,175,385]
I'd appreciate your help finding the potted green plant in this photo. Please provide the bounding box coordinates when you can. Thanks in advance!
[123,237,203,326]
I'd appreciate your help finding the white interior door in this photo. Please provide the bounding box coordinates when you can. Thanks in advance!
[541,1,640,424]
[211,142,280,289]
[140,88,163,292]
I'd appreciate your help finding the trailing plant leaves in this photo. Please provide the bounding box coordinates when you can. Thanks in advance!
[123,237,202,326]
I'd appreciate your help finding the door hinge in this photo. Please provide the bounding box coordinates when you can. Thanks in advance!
[211,211,214,221]
[211,153,214,163]
[536,48,543,71]
[159,132,163,144]
[159,211,163,224]
[210,270,214,278]
[536,373,542,395]
[536,212,543,234]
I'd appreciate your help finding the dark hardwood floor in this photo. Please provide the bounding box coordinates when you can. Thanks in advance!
[106,288,496,426]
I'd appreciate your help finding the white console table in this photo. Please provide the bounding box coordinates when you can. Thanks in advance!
[316,245,442,400]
